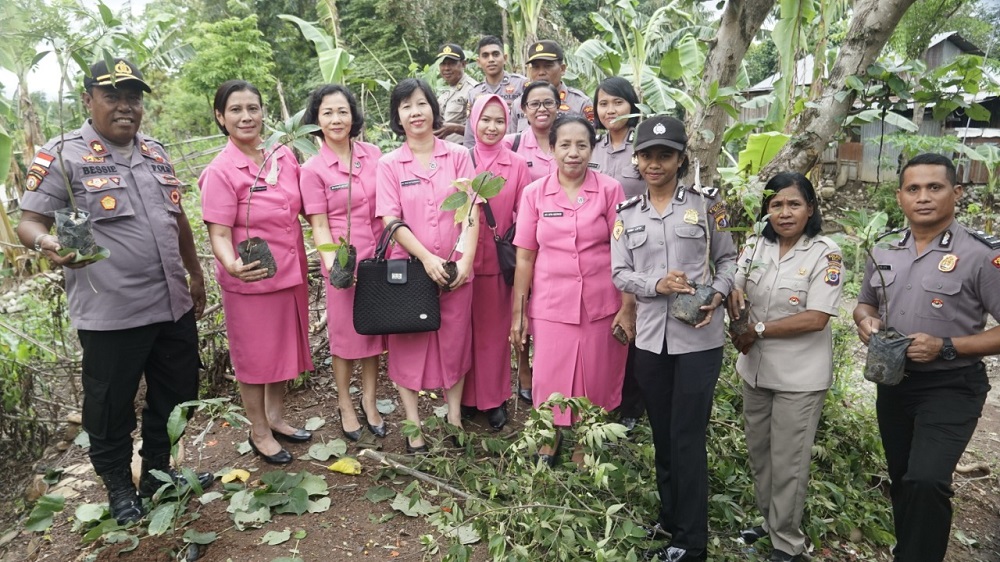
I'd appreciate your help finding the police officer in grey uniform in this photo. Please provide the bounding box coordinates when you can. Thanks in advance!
[509,40,593,134]
[591,76,644,197]
[17,58,213,525]
[434,43,478,144]
[462,35,528,148]
[611,116,737,562]
[854,153,1000,562]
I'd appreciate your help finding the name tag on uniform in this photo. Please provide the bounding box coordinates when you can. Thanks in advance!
[526,162,533,167]
[625,225,645,234]
[250,185,268,192]
[877,264,892,270]
[542,211,563,218]
[82,165,119,175]
[587,162,599,169]
[400,178,420,187]
[329,183,349,191]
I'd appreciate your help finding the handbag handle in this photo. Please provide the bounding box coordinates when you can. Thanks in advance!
[374,219,409,261]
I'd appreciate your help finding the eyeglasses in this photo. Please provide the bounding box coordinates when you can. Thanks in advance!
[526,99,557,111]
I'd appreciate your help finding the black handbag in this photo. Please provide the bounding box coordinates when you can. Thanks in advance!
[482,200,517,286]
[353,220,441,335]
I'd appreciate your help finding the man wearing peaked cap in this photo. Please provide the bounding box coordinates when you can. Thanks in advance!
[435,43,477,144]
[509,40,593,133]
[16,57,213,526]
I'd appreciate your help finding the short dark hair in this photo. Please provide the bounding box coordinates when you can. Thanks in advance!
[520,81,560,110]
[899,153,957,187]
[477,35,504,53]
[593,77,640,131]
[213,80,262,136]
[549,114,596,148]
[389,78,442,137]
[759,172,823,242]
[303,84,364,139]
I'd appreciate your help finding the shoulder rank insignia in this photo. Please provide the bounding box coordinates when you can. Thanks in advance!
[139,142,152,157]
[969,229,1000,249]
[616,195,642,213]
[85,177,109,190]
[82,154,105,163]
[89,140,108,156]
[626,129,635,144]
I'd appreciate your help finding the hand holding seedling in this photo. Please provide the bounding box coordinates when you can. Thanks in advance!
[856,315,882,345]
[693,292,724,329]
[227,257,269,283]
[727,289,746,321]
[905,333,946,363]
[655,270,695,296]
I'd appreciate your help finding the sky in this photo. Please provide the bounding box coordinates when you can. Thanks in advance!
[0,0,151,99]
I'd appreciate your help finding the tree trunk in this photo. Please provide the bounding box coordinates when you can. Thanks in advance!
[760,0,919,180]
[686,0,776,187]
[17,75,43,164]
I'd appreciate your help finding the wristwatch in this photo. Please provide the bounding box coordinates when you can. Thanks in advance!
[940,337,958,361]
[754,322,766,339]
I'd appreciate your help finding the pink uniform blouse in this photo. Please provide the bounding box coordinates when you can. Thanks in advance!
[503,129,556,182]
[301,141,384,269]
[375,138,476,261]
[199,142,306,294]
[514,170,625,324]
[473,150,531,275]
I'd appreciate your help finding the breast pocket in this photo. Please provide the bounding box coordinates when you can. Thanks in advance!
[916,276,961,321]
[155,174,183,214]
[673,224,706,264]
[82,176,135,222]
[776,277,809,313]
[625,230,647,250]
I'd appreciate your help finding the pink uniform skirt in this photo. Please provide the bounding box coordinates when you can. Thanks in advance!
[463,274,513,409]
[386,281,473,391]
[325,279,386,360]
[222,283,314,384]
[531,305,626,426]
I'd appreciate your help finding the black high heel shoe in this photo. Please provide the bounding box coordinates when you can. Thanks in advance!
[534,431,562,467]
[516,382,533,404]
[340,407,362,442]
[272,428,312,443]
[359,401,387,438]
[248,435,293,465]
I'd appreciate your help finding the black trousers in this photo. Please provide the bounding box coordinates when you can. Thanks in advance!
[618,343,646,418]
[77,309,200,474]
[876,362,989,562]
[634,345,722,552]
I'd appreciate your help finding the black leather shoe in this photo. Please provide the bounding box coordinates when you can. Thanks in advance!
[405,437,429,455]
[360,402,387,438]
[516,382,532,404]
[770,549,806,562]
[486,404,508,430]
[248,436,293,464]
[460,405,477,420]
[272,428,312,443]
[644,521,671,539]
[619,416,639,431]
[340,407,363,442]
[739,525,767,544]
[138,455,215,498]
[644,546,706,561]
[99,466,145,525]
[534,431,561,467]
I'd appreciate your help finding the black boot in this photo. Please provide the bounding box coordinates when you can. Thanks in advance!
[99,465,145,525]
[138,453,215,499]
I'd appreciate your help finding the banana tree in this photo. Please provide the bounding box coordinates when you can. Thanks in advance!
[279,15,353,84]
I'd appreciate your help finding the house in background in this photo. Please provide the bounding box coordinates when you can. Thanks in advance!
[742,32,999,185]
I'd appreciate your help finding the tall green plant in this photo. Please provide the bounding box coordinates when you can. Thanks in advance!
[279,15,354,84]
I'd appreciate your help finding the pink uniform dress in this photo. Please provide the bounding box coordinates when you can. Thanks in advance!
[301,140,386,360]
[199,141,314,384]
[462,95,532,411]
[504,128,556,182]
[514,170,627,425]
[375,139,476,391]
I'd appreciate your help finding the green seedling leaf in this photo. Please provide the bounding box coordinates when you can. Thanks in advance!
[390,493,435,517]
[335,245,349,268]
[440,191,468,211]
[294,529,308,539]
[304,417,326,431]
[56,245,111,264]
[364,485,396,503]
[306,440,347,461]
[261,529,291,545]
[183,529,218,545]
[476,175,506,199]
[375,399,396,414]
[26,494,66,531]
[146,502,177,536]
[315,243,339,252]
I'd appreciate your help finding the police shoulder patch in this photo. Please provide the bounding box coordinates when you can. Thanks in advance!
[616,195,642,213]
[968,228,1000,249]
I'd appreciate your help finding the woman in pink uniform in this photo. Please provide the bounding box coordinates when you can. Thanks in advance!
[200,80,314,465]
[460,94,531,431]
[503,80,561,402]
[504,81,560,182]
[510,115,629,465]
[301,84,387,442]
[375,78,478,453]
